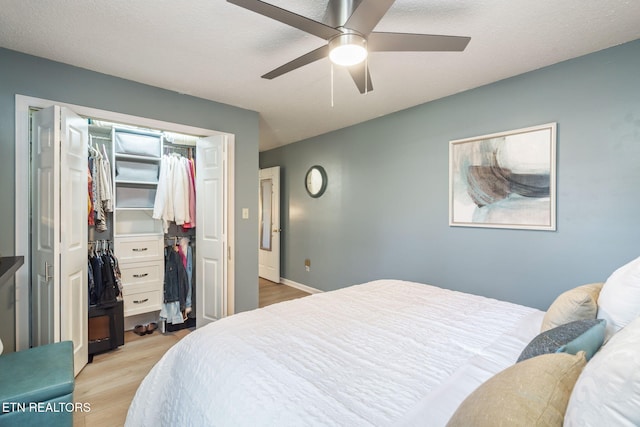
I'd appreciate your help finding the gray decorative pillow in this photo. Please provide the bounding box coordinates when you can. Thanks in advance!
[517,319,605,363]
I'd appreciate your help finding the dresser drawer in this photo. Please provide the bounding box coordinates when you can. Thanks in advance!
[122,279,162,296]
[115,236,163,263]
[120,261,163,286]
[123,290,161,316]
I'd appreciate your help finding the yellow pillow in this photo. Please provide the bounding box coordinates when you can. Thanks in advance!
[447,352,586,427]
[541,283,603,332]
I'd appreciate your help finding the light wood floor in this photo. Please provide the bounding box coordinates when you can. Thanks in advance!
[73,328,190,427]
[74,280,309,426]
[258,277,311,308]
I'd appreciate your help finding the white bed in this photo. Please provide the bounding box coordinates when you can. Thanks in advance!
[126,279,544,426]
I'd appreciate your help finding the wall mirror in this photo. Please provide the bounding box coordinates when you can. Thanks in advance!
[305,165,327,198]
[259,177,273,251]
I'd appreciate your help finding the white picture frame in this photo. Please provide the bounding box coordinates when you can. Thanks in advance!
[449,123,557,230]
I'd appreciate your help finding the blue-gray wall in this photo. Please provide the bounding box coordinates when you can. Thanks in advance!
[260,39,640,311]
[0,48,259,350]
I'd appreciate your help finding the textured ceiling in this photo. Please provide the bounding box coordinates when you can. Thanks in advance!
[1,0,639,151]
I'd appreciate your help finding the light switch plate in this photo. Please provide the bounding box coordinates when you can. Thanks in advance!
[242,208,249,219]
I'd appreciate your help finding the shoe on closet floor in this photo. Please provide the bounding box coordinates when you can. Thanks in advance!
[133,324,147,336]
[146,322,158,334]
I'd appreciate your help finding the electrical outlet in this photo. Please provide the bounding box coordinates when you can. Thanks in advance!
[305,258,311,272]
[305,266,310,272]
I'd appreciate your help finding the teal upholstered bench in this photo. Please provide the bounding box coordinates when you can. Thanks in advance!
[0,341,74,427]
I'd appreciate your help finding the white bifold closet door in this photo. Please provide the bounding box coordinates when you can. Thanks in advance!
[196,135,227,327]
[31,105,88,376]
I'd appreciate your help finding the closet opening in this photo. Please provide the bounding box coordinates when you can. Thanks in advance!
[87,120,206,335]
[15,96,235,370]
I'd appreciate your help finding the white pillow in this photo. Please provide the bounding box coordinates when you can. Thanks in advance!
[596,256,640,338]
[564,315,640,426]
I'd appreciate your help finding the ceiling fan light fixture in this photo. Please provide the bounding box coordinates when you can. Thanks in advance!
[329,33,368,67]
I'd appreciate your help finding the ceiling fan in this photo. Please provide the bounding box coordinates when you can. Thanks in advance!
[227,0,471,94]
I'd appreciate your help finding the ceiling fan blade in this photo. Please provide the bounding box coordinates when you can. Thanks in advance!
[228,0,341,40]
[262,45,330,79]
[347,62,374,94]
[344,0,395,35]
[368,32,471,52]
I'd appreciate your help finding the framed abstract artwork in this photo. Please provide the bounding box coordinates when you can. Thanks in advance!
[449,123,557,230]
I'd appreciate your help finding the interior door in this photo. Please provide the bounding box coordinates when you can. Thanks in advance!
[196,135,226,327]
[59,107,89,376]
[31,106,60,347]
[31,105,88,376]
[258,166,280,283]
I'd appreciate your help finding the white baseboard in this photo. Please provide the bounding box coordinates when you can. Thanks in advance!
[280,278,323,294]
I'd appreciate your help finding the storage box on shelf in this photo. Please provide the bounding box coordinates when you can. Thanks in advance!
[112,128,164,318]
[114,130,162,157]
[115,158,160,182]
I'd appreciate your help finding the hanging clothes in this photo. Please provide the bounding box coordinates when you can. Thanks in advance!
[160,302,183,325]
[154,154,175,233]
[182,158,196,230]
[88,167,95,226]
[100,253,117,303]
[160,244,189,324]
[154,147,197,325]
[99,144,113,213]
[153,151,196,233]
[88,141,113,231]
[111,250,123,298]
[162,246,188,307]
[179,237,193,313]
[88,259,96,305]
[89,150,100,227]
[88,243,122,306]
[90,255,103,306]
[173,155,190,226]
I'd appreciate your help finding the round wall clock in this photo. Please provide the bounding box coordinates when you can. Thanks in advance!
[305,165,327,198]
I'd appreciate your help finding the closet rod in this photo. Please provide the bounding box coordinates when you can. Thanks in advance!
[165,141,196,147]
[164,236,195,244]
[164,145,193,153]
[164,145,194,160]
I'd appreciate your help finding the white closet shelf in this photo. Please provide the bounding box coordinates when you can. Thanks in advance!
[115,180,158,186]
[115,153,162,162]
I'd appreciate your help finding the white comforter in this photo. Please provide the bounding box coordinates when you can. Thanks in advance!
[126,280,543,426]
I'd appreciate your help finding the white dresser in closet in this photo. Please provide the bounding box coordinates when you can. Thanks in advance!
[112,128,164,317]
